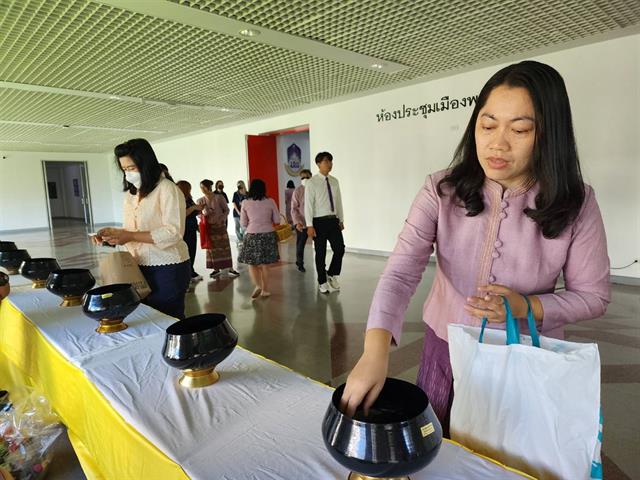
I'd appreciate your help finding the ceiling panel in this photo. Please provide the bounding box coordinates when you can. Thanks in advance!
[0,0,638,152]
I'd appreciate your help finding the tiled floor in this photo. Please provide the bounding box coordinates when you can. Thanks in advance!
[2,220,638,479]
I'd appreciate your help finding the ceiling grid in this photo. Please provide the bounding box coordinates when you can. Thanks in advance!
[0,0,638,152]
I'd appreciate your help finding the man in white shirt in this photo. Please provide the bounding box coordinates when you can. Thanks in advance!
[304,152,345,293]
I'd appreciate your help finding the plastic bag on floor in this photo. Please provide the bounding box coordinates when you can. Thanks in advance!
[0,389,63,480]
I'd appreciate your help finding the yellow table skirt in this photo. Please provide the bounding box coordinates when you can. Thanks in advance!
[0,300,188,480]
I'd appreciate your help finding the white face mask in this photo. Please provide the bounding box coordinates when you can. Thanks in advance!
[125,171,142,188]
[301,178,309,186]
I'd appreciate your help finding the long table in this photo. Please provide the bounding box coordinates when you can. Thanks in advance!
[0,284,532,479]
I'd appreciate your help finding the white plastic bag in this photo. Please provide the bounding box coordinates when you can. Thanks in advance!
[448,307,601,480]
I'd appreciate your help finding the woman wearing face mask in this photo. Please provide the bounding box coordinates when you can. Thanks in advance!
[291,169,312,272]
[214,180,229,203]
[95,138,191,319]
[340,61,610,436]
[197,179,240,278]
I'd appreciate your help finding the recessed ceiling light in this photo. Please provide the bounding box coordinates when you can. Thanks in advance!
[220,108,231,112]
[371,63,385,70]
[239,29,260,37]
[109,95,121,100]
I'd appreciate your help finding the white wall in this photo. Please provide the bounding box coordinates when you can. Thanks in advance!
[0,151,116,230]
[153,34,640,279]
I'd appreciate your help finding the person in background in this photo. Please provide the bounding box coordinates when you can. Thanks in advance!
[285,179,295,226]
[176,180,203,283]
[0,267,10,304]
[197,179,239,279]
[214,180,229,203]
[159,163,175,182]
[96,138,191,319]
[340,61,610,437]
[304,152,345,294]
[291,169,312,272]
[232,180,248,245]
[238,179,281,299]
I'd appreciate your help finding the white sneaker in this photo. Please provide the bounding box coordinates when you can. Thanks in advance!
[192,274,203,282]
[327,275,340,290]
[319,282,331,294]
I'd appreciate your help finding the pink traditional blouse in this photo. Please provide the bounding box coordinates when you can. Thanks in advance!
[197,194,229,227]
[240,198,280,234]
[367,169,610,344]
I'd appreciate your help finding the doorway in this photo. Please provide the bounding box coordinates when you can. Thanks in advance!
[42,161,94,230]
[246,125,310,217]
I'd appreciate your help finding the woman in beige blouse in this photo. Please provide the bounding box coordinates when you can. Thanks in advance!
[95,138,191,319]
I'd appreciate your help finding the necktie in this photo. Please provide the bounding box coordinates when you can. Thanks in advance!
[326,177,335,212]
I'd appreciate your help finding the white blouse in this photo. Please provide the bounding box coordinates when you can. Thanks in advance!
[122,178,189,266]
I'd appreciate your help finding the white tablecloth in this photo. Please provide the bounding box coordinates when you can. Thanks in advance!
[6,292,530,479]
[7,273,33,287]
[7,288,173,367]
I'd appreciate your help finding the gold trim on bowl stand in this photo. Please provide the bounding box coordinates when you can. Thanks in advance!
[348,473,410,480]
[32,279,47,289]
[96,318,128,334]
[60,295,83,307]
[179,368,220,388]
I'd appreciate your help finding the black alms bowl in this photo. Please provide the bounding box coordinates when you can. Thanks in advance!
[82,283,141,333]
[46,268,96,307]
[163,313,238,370]
[162,313,238,388]
[322,378,443,478]
[0,250,31,275]
[0,241,17,252]
[20,258,61,288]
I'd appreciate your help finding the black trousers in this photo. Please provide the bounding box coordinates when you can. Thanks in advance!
[312,217,345,285]
[296,228,308,267]
[183,228,197,276]
[139,261,191,319]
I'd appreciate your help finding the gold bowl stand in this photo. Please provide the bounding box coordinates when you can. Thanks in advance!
[348,474,410,480]
[179,368,220,388]
[96,318,128,334]
[60,295,83,307]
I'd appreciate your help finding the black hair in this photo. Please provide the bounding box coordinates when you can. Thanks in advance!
[248,179,267,200]
[215,180,224,190]
[437,60,584,239]
[114,138,162,198]
[315,151,333,164]
[286,180,295,188]
[158,163,174,182]
[176,180,192,200]
[200,179,214,191]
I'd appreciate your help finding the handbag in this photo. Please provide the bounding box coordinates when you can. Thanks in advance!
[274,214,293,243]
[448,298,602,480]
[199,217,213,249]
[98,251,151,299]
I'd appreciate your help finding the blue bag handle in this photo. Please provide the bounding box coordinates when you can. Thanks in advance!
[479,295,540,347]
